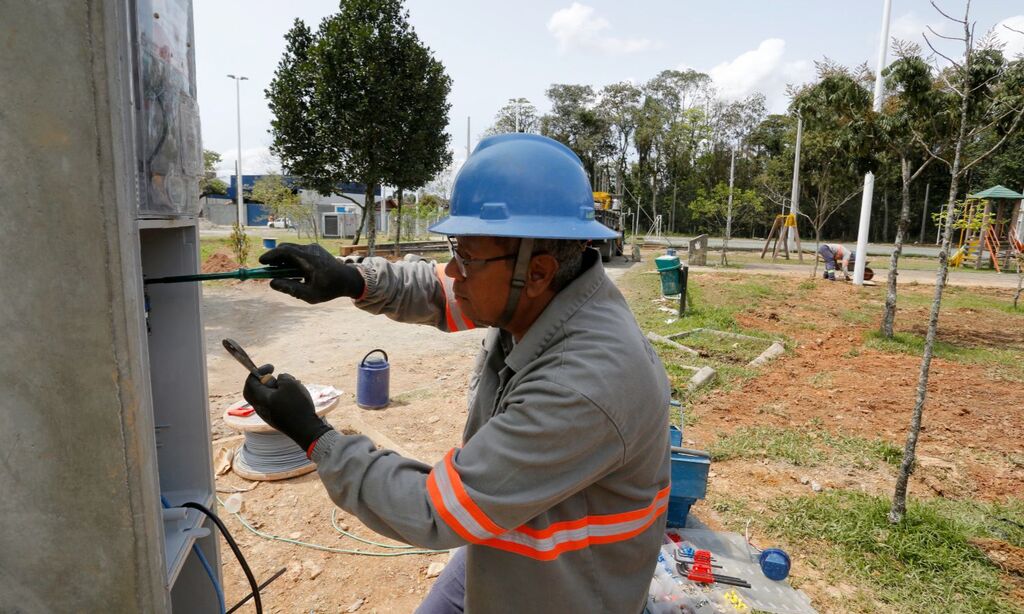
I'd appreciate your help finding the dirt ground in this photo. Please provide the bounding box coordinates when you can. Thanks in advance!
[202,251,1022,613]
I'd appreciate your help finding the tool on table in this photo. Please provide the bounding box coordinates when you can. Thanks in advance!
[222,339,275,386]
[675,549,752,588]
[144,266,302,285]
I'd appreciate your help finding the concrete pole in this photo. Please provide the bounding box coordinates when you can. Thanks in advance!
[721,146,736,266]
[227,74,248,226]
[788,115,803,253]
[918,182,931,244]
[853,0,893,285]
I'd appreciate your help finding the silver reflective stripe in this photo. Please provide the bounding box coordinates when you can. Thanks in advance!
[432,456,496,541]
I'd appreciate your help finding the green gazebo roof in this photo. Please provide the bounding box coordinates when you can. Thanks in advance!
[968,185,1024,199]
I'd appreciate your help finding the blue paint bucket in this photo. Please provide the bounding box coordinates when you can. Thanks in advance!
[357,349,390,409]
[262,238,277,249]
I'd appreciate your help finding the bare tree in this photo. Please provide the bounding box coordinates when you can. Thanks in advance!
[889,0,1024,524]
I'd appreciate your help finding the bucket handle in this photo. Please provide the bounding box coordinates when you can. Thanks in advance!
[361,349,388,366]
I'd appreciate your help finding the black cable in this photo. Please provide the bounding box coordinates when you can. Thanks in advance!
[226,567,286,614]
[182,502,262,614]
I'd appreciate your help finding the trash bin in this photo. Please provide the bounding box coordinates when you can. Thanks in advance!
[655,255,682,295]
[262,238,277,249]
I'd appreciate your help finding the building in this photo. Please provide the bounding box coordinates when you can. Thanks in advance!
[203,175,390,238]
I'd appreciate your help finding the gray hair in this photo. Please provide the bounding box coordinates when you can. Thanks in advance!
[492,237,587,292]
[532,239,585,291]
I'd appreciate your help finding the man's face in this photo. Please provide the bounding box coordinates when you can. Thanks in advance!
[444,236,518,325]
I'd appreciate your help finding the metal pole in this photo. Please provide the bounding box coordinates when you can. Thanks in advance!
[788,115,803,253]
[227,74,248,227]
[721,146,736,266]
[918,182,930,244]
[853,0,893,285]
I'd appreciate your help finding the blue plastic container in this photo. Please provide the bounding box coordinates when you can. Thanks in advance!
[357,349,390,409]
[666,451,710,528]
[669,425,682,448]
[262,237,277,249]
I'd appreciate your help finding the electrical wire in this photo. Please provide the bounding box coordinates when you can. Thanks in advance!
[161,495,225,614]
[234,431,314,475]
[182,501,263,614]
[217,496,449,557]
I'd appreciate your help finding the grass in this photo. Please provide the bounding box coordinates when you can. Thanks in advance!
[621,267,786,403]
[708,426,901,468]
[765,491,1024,613]
[864,331,1024,381]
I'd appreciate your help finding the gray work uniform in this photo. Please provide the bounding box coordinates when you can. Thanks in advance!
[309,250,671,613]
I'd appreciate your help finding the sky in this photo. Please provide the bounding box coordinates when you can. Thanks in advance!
[193,0,1024,177]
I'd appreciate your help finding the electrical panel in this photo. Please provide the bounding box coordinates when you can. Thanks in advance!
[132,1,222,610]
[134,0,203,218]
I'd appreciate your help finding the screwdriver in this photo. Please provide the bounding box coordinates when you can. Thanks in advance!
[144,266,302,285]
[222,338,276,385]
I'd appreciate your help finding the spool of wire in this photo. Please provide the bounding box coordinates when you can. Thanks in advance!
[223,385,341,481]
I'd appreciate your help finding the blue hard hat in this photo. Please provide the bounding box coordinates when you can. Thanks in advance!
[429,133,618,240]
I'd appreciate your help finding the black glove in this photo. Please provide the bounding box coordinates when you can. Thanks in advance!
[259,243,365,304]
[242,364,333,452]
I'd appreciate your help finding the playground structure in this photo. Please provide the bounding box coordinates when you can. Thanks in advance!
[949,185,1024,272]
[760,213,803,261]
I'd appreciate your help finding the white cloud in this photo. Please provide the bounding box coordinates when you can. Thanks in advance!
[547,3,655,55]
[216,146,281,178]
[704,39,813,112]
[890,11,950,47]
[993,15,1024,60]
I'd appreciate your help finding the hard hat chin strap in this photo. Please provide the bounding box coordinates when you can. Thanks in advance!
[494,238,534,330]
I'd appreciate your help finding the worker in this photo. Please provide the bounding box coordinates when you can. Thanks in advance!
[819,243,852,281]
[244,133,671,613]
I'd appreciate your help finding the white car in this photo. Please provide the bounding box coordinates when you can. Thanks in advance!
[266,218,292,229]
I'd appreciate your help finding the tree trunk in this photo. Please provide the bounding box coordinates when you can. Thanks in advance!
[918,182,931,244]
[889,75,971,525]
[882,157,913,338]
[1015,258,1023,309]
[394,188,404,257]
[811,228,821,278]
[883,190,889,244]
[352,205,368,246]
[366,183,377,256]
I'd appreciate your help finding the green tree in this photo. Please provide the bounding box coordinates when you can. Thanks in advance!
[889,2,1024,524]
[199,149,227,197]
[540,84,613,182]
[790,62,877,275]
[690,182,764,232]
[267,0,452,254]
[250,175,318,239]
[485,98,539,135]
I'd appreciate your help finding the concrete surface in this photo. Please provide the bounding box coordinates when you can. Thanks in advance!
[0,3,166,611]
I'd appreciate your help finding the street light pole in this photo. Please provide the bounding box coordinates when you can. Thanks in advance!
[852,0,893,285]
[227,74,248,227]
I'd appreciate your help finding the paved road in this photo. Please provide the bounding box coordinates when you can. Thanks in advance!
[646,236,944,258]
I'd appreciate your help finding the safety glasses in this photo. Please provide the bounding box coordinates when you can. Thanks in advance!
[447,237,517,278]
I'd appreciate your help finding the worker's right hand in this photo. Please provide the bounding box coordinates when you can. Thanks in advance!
[243,364,333,453]
[259,243,366,304]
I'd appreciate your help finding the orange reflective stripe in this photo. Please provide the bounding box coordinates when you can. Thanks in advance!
[434,264,475,332]
[428,447,670,560]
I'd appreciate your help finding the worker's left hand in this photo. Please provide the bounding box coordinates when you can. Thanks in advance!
[243,364,333,453]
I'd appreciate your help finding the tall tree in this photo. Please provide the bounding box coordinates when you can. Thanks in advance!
[889,0,1024,525]
[791,63,876,275]
[541,84,614,182]
[485,98,540,135]
[199,149,227,197]
[877,50,945,337]
[267,0,452,254]
[598,81,642,186]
